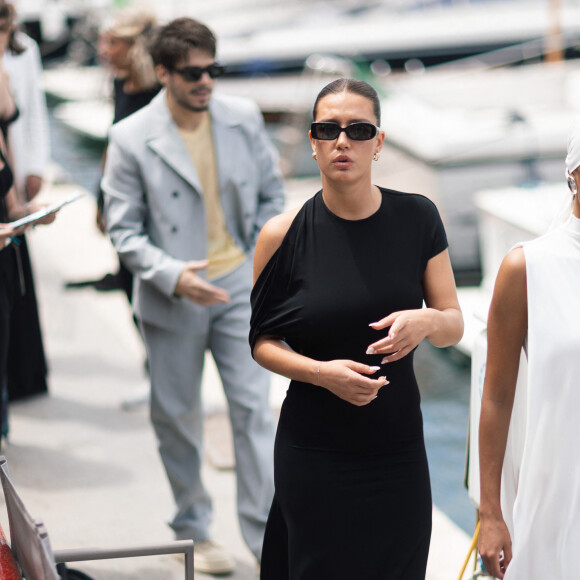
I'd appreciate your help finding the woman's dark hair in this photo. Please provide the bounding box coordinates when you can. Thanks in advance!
[0,2,25,55]
[312,78,381,126]
[148,17,216,69]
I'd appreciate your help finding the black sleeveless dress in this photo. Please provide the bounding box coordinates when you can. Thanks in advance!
[250,188,448,580]
[0,146,18,442]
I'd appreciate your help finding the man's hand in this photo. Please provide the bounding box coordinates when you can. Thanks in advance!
[96,207,107,234]
[174,260,230,306]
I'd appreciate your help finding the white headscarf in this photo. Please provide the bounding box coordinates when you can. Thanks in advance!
[565,118,580,176]
[547,120,580,231]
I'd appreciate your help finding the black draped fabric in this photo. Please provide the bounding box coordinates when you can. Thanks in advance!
[7,235,48,402]
[0,147,12,220]
[0,107,48,403]
[0,146,17,440]
[250,188,448,580]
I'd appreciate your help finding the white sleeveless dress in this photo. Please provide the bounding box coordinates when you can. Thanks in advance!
[504,213,580,579]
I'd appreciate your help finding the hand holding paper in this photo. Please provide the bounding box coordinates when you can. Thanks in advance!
[7,191,85,229]
[0,223,16,242]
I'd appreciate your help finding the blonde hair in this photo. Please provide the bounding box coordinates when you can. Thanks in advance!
[104,10,158,90]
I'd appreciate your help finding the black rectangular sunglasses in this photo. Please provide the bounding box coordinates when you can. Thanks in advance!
[311,122,379,141]
[170,63,226,82]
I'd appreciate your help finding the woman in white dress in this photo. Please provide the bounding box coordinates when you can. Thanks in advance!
[478,123,580,579]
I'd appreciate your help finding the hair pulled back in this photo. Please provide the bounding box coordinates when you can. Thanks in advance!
[312,78,381,126]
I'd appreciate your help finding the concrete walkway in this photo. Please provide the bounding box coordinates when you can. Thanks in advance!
[1,167,472,579]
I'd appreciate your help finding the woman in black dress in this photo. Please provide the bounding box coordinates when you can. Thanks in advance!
[0,72,54,445]
[1,2,50,405]
[250,79,464,579]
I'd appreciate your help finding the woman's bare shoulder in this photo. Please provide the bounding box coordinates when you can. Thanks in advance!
[253,206,302,283]
[490,246,527,315]
[500,246,527,280]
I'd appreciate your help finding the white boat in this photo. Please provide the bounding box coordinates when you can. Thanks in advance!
[380,58,580,276]
[42,65,110,102]
[456,182,569,356]
[211,0,580,74]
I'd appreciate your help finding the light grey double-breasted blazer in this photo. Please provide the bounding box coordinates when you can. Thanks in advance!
[101,90,285,332]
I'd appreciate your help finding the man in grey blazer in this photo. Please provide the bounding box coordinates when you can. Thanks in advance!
[101,17,284,575]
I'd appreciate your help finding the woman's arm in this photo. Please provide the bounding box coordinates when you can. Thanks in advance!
[0,65,17,122]
[0,129,22,238]
[1,176,55,227]
[367,249,464,362]
[252,208,298,283]
[0,132,55,229]
[252,210,388,406]
[0,180,25,242]
[253,335,387,407]
[478,247,527,579]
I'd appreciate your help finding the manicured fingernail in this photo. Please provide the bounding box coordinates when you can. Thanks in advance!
[369,366,381,372]
[369,321,378,326]
[381,357,389,364]
[366,347,376,354]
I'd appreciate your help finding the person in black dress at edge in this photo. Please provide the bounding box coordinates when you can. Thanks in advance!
[80,9,160,300]
[250,78,464,579]
[0,60,54,447]
[1,1,51,410]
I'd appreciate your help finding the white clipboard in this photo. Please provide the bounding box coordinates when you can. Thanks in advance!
[7,191,85,229]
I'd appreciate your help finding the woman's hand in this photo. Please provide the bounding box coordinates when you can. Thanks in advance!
[28,202,57,226]
[9,202,57,227]
[367,310,430,363]
[0,223,16,243]
[317,360,388,406]
[478,515,512,579]
[1,221,28,241]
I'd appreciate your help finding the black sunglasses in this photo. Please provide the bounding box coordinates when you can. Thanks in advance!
[169,63,226,82]
[311,122,379,141]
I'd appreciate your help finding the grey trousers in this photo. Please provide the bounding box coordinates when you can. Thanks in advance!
[141,259,275,560]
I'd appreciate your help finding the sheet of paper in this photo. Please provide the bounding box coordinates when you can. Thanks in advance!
[6,191,85,229]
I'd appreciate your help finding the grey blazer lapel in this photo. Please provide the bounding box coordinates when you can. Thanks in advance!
[145,92,203,194]
[210,97,240,192]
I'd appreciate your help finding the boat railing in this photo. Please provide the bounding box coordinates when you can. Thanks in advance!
[431,32,580,74]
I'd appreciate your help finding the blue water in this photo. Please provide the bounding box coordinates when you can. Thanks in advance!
[46,102,476,537]
[416,344,475,535]
[47,99,105,195]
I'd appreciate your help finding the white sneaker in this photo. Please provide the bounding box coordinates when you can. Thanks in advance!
[194,540,235,575]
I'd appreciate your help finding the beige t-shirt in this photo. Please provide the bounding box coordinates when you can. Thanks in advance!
[179,114,245,281]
